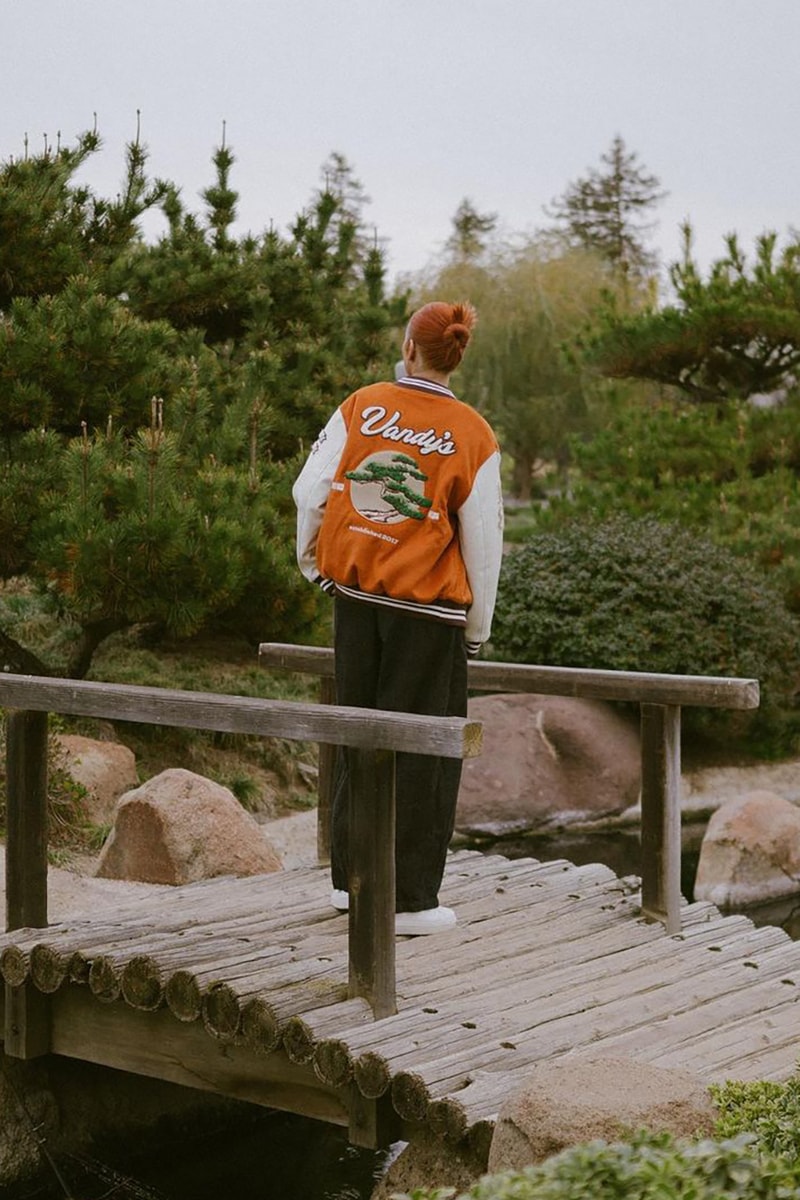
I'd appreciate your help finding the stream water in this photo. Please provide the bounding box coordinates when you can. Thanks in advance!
[485,826,800,940]
[10,1109,394,1200]
[14,828,800,1199]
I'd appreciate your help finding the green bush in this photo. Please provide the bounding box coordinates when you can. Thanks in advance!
[492,514,800,752]
[712,1076,800,1165]
[541,390,800,614]
[400,1130,800,1200]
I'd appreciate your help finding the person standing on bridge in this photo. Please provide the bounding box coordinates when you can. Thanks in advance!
[292,301,504,935]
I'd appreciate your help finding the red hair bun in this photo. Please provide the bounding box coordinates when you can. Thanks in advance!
[408,301,477,373]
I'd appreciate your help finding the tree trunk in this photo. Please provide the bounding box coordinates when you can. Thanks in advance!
[0,629,51,677]
[511,453,534,502]
[66,618,129,680]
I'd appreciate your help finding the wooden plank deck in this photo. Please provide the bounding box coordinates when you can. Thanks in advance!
[2,850,799,1154]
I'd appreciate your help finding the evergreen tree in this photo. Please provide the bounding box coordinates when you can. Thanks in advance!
[0,276,180,433]
[545,135,665,277]
[29,397,315,677]
[0,130,405,678]
[201,126,238,252]
[315,151,371,269]
[116,142,405,458]
[445,198,498,261]
[548,226,800,620]
[583,224,800,403]
[538,382,800,613]
[0,124,169,308]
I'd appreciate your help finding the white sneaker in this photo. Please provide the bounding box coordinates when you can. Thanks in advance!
[395,906,457,936]
[330,889,349,911]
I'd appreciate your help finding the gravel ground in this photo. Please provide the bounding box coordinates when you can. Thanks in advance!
[0,808,320,931]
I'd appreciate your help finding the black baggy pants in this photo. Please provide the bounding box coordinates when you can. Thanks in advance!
[330,594,468,912]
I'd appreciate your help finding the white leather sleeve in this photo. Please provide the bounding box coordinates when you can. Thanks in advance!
[458,451,505,647]
[292,409,347,585]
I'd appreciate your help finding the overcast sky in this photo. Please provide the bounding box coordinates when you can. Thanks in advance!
[1,0,798,289]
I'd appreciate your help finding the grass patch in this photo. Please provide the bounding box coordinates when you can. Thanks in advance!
[83,628,323,818]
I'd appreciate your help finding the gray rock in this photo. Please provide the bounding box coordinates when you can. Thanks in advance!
[456,693,640,837]
[694,789,800,908]
[488,1056,716,1172]
[96,768,282,884]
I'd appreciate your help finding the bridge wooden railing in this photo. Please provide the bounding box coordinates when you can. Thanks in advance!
[259,643,760,936]
[0,673,481,1046]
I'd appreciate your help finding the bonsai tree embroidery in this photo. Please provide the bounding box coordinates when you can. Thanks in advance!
[346,452,432,521]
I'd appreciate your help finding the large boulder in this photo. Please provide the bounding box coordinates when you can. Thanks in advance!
[456,693,640,837]
[55,734,138,826]
[488,1057,716,1172]
[694,790,800,908]
[96,768,282,884]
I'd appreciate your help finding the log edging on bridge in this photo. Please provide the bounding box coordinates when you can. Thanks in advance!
[1,849,799,1155]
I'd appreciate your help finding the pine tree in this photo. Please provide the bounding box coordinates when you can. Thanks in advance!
[0,121,168,307]
[201,126,238,252]
[117,142,404,456]
[0,131,405,678]
[0,276,180,434]
[445,198,498,261]
[315,151,370,269]
[584,225,800,403]
[546,135,666,276]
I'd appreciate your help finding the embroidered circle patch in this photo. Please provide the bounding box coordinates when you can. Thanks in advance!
[345,450,431,524]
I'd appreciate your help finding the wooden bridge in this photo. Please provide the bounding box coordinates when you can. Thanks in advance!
[2,652,798,1156]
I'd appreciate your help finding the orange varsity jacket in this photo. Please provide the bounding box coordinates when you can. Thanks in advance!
[293,376,504,649]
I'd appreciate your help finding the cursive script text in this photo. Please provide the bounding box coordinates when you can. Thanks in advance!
[359,405,456,456]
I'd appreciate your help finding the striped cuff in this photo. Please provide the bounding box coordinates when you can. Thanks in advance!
[315,576,336,595]
[466,641,482,658]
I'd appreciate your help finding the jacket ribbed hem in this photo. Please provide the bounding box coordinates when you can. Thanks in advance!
[334,581,467,626]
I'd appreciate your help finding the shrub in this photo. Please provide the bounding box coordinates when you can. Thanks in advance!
[492,514,800,752]
[400,1130,800,1199]
[538,390,800,615]
[712,1076,800,1165]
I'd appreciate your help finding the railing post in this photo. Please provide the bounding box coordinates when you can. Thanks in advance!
[5,708,51,1058]
[316,677,335,866]
[6,710,49,932]
[347,746,396,1019]
[640,703,682,934]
